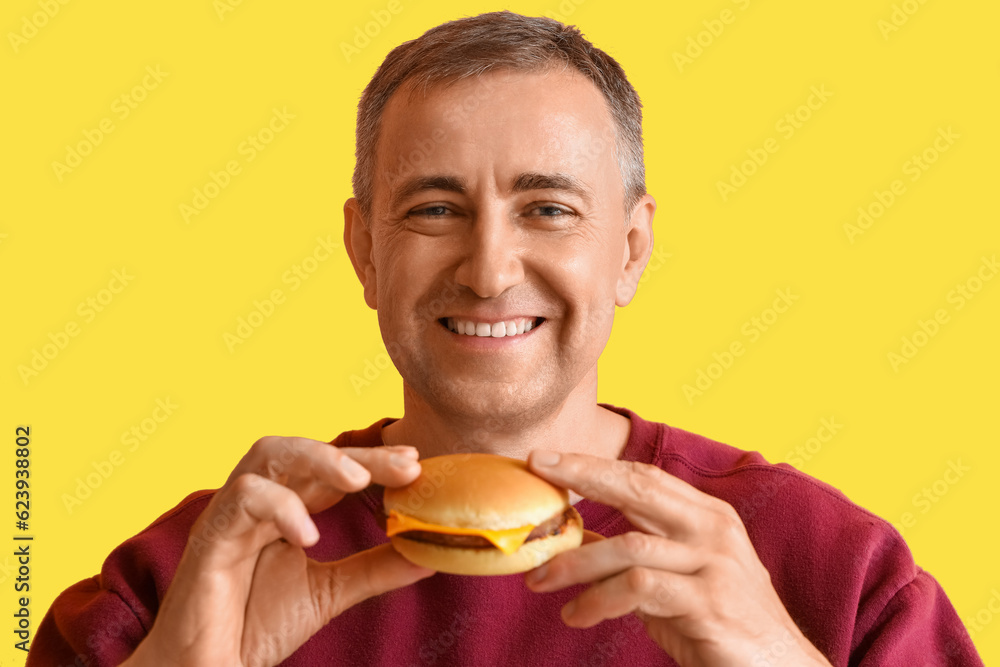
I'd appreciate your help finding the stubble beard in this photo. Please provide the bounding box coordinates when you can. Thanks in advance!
[389,325,583,439]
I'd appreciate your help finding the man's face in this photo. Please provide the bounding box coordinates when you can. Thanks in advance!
[348,68,652,427]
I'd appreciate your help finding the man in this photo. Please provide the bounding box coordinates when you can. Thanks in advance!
[30,11,981,666]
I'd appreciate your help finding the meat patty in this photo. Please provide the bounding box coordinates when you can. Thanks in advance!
[395,507,575,549]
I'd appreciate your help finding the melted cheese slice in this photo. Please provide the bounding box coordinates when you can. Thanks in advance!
[386,510,536,555]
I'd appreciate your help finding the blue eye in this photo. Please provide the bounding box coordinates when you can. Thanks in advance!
[411,205,449,217]
[532,205,568,217]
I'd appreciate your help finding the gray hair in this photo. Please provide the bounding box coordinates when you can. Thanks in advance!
[352,10,645,224]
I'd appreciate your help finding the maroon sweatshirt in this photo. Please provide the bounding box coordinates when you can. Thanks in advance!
[28,406,983,666]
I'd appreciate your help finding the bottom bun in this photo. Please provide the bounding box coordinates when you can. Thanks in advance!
[389,507,584,575]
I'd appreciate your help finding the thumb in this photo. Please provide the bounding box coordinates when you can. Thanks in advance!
[308,543,435,620]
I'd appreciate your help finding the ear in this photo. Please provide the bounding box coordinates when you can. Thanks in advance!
[615,193,656,307]
[343,197,378,310]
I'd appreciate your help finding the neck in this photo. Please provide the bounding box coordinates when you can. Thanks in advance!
[381,372,631,463]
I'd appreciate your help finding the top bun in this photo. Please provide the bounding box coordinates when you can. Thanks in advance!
[383,453,570,530]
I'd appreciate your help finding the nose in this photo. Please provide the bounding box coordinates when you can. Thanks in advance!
[453,207,525,298]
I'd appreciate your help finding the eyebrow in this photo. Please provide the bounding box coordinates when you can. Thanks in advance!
[389,175,466,211]
[389,172,595,211]
[510,172,595,205]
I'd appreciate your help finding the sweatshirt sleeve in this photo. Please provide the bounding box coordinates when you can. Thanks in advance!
[27,576,147,667]
[853,570,983,667]
[27,490,214,666]
[654,437,984,666]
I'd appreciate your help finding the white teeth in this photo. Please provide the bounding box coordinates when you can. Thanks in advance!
[447,317,539,338]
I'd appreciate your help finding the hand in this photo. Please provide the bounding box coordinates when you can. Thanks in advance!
[123,437,434,667]
[523,451,832,667]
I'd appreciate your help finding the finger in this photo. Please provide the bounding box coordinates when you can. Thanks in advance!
[526,531,700,593]
[230,438,421,503]
[229,437,374,489]
[560,567,695,629]
[528,451,704,538]
[582,529,606,545]
[308,543,435,621]
[190,474,318,566]
[338,446,423,488]
[230,436,327,482]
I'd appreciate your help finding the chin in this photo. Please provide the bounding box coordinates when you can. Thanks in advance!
[415,374,563,431]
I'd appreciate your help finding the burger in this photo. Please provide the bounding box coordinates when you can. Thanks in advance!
[383,453,584,575]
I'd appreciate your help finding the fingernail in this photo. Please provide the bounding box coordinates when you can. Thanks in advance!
[390,453,418,468]
[302,520,320,544]
[533,450,560,466]
[562,598,578,619]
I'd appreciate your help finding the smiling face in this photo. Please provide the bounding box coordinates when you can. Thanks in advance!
[345,67,654,429]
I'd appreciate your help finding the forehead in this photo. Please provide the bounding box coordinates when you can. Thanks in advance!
[374,68,619,200]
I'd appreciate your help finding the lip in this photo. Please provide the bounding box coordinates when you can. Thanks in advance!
[444,313,543,323]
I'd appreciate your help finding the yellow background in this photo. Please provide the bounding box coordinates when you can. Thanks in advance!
[3,0,998,663]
